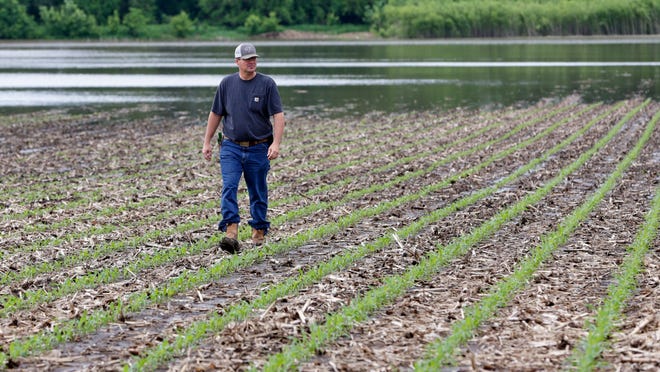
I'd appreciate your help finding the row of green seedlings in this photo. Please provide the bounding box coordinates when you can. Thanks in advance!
[570,181,660,369]
[0,103,543,275]
[0,100,619,366]
[0,107,484,258]
[0,102,580,315]
[1,108,460,227]
[1,108,407,206]
[130,101,653,370]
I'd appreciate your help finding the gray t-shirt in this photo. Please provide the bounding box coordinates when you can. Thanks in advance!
[211,72,283,141]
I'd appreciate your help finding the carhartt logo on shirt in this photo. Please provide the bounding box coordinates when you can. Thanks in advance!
[254,97,260,102]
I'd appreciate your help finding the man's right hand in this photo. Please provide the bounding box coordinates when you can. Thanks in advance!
[203,112,222,161]
[202,142,213,161]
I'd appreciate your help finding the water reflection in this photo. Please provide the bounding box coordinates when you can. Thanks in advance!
[0,39,657,116]
[0,90,177,106]
[0,73,461,88]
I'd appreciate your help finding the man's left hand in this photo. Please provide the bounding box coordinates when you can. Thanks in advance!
[267,144,280,160]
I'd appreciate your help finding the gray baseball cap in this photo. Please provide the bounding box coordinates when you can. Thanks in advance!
[234,43,259,59]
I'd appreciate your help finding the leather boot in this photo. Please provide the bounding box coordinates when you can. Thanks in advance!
[251,228,265,246]
[220,223,240,254]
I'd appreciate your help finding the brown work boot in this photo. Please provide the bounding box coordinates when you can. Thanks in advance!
[251,228,265,246]
[220,223,240,254]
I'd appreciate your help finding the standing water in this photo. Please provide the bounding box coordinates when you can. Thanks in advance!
[0,38,658,117]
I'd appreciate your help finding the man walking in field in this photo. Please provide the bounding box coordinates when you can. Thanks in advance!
[202,43,285,253]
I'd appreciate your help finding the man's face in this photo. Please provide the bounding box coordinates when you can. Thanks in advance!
[236,57,257,73]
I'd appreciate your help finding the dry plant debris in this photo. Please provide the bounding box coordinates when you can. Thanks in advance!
[0,98,658,371]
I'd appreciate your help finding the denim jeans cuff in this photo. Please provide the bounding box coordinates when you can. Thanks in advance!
[249,222,270,234]
[218,220,240,232]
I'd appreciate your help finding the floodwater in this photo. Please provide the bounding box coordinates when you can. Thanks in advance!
[0,38,658,117]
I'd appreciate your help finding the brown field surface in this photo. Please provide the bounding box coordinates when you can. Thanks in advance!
[0,97,658,371]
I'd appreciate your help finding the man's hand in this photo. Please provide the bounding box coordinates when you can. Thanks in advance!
[202,141,213,161]
[269,112,285,160]
[267,143,280,160]
[203,112,222,161]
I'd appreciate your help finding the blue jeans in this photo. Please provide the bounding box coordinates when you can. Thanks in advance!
[218,140,271,234]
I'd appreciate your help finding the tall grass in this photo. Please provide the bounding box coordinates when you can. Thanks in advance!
[374,0,660,38]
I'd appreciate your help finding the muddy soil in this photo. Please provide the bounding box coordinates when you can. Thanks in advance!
[0,97,657,371]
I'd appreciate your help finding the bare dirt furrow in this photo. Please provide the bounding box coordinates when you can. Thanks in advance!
[602,247,660,371]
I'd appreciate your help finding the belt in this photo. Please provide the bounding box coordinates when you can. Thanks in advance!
[229,138,270,147]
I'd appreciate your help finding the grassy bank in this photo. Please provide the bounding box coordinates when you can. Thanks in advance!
[373,0,660,38]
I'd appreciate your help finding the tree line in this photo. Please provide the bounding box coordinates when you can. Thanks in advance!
[1,0,658,40]
[0,0,377,39]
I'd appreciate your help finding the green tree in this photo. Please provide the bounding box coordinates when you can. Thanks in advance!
[39,0,98,38]
[291,0,327,24]
[253,0,293,24]
[122,6,150,37]
[19,0,59,21]
[170,10,194,38]
[105,9,125,37]
[0,0,37,39]
[198,0,252,27]
[157,0,199,19]
[128,0,156,22]
[328,0,376,23]
[76,0,121,23]
[244,11,281,35]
